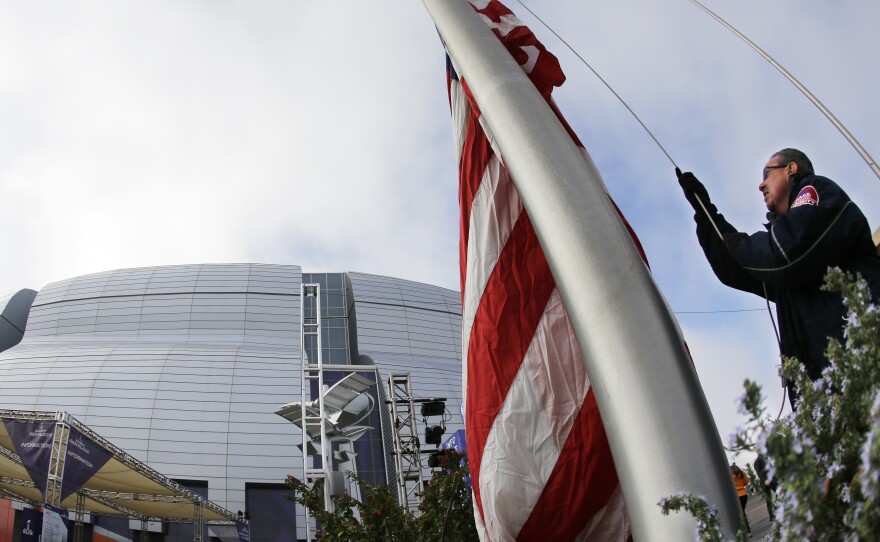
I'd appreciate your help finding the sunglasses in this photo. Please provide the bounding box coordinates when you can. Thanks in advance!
[762,164,787,180]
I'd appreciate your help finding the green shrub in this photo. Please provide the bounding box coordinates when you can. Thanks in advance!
[285,450,478,541]
[662,268,880,541]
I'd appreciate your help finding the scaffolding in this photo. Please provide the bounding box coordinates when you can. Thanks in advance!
[299,282,332,541]
[387,374,424,511]
[0,409,241,542]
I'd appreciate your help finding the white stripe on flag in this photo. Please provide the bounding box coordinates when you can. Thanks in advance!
[450,79,470,163]
[479,288,589,540]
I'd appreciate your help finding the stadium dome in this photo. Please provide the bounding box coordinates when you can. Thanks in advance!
[0,264,462,542]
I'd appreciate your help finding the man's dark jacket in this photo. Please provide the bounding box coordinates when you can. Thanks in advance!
[693,174,880,381]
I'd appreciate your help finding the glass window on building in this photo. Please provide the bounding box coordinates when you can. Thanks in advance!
[245,483,298,542]
[301,274,351,364]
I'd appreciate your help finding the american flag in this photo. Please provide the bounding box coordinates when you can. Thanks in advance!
[445,1,645,539]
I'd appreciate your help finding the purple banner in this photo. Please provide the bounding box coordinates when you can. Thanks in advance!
[441,429,467,453]
[20,506,42,542]
[4,419,56,498]
[61,426,112,502]
[236,520,250,542]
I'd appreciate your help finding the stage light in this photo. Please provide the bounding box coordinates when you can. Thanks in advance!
[428,450,447,468]
[425,425,445,445]
[420,401,445,417]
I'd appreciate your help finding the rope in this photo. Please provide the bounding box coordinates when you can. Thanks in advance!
[514,0,678,170]
[515,0,792,426]
[513,1,733,244]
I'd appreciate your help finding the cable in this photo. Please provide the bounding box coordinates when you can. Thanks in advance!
[512,0,734,247]
[761,282,790,421]
[687,0,880,182]
[674,308,770,315]
[514,0,678,170]
[775,387,788,420]
[694,195,725,242]
[761,284,783,358]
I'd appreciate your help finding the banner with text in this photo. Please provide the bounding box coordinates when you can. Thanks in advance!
[236,520,250,542]
[20,506,41,542]
[3,419,56,498]
[61,426,113,501]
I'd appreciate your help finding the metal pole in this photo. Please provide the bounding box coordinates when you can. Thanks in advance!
[75,492,85,542]
[193,500,204,542]
[46,412,70,507]
[422,1,740,539]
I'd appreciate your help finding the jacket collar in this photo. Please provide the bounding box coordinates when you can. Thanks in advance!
[766,173,816,224]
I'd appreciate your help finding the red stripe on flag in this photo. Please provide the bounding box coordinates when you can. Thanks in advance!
[471,1,566,97]
[517,388,619,540]
[465,211,556,518]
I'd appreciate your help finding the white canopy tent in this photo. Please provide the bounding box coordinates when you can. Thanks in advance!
[0,410,244,541]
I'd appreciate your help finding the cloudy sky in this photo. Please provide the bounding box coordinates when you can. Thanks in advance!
[1,0,878,462]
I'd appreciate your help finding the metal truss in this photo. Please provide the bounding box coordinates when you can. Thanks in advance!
[0,485,33,504]
[193,499,204,542]
[0,443,20,463]
[46,415,70,506]
[74,492,86,542]
[0,409,245,541]
[0,410,56,421]
[299,282,332,542]
[387,373,425,512]
[0,475,35,489]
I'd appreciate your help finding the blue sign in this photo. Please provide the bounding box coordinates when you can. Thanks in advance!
[441,429,467,453]
[440,429,471,489]
[236,520,250,542]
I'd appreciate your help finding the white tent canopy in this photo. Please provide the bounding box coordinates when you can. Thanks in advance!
[0,410,242,525]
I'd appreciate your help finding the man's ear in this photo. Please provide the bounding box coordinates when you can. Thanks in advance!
[788,162,799,176]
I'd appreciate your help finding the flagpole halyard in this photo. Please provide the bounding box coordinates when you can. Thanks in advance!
[514,0,679,171]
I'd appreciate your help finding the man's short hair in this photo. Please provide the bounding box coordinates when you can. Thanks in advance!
[772,148,814,177]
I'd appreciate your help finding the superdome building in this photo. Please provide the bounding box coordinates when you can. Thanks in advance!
[0,264,463,542]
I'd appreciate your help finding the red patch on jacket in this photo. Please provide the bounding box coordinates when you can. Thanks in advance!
[792,185,819,208]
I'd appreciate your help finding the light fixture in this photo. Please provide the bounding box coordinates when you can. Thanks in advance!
[425,425,445,445]
[427,450,448,468]
[420,401,445,417]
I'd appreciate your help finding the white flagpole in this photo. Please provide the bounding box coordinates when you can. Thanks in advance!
[423,1,741,539]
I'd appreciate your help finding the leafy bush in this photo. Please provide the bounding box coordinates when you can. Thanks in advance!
[285,450,478,541]
[661,268,880,541]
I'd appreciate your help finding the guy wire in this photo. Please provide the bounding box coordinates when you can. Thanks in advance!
[687,0,880,182]
[514,0,678,170]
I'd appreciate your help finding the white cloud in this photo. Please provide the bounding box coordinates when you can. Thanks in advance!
[679,313,787,451]
[0,0,876,444]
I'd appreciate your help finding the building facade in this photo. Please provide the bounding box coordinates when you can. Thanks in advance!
[0,264,463,542]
